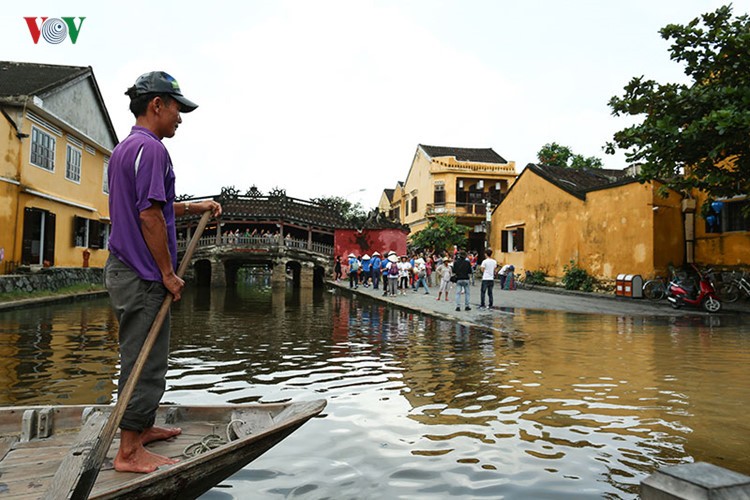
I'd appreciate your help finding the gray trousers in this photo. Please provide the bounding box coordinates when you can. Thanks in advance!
[105,255,170,432]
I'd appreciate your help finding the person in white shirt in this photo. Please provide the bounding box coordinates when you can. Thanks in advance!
[498,263,513,289]
[479,248,498,309]
[412,254,429,294]
[397,256,412,295]
[435,258,452,301]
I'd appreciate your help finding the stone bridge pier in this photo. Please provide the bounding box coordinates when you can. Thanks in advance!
[187,245,331,289]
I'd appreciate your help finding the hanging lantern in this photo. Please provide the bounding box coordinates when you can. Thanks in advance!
[711,201,725,213]
[706,215,717,226]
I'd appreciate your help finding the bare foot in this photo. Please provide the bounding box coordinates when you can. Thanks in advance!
[114,444,178,473]
[141,425,182,445]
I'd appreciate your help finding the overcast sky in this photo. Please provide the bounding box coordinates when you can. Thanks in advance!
[3,0,747,208]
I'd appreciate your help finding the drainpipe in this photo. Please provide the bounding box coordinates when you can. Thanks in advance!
[2,105,27,270]
[681,197,696,264]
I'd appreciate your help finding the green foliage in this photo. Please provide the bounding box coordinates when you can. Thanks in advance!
[409,215,469,252]
[537,142,603,170]
[607,5,750,201]
[562,260,596,292]
[526,270,547,285]
[569,154,603,170]
[312,195,368,224]
[537,142,572,167]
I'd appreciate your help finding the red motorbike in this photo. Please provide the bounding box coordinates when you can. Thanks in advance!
[666,266,722,313]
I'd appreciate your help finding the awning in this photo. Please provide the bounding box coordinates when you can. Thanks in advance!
[504,222,525,229]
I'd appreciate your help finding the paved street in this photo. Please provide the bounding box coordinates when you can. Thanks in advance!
[330,278,750,322]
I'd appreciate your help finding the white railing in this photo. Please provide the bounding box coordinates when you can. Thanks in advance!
[177,235,333,255]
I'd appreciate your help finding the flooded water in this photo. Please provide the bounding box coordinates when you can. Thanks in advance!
[0,283,749,499]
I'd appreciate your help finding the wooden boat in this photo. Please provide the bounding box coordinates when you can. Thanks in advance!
[0,399,326,499]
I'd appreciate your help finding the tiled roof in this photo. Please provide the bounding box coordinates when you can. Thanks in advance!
[0,61,90,98]
[383,189,395,202]
[527,163,632,199]
[420,144,507,164]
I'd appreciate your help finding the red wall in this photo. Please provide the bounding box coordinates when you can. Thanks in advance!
[334,229,408,259]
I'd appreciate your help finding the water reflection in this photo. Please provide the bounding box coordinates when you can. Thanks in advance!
[0,286,748,499]
[0,299,118,406]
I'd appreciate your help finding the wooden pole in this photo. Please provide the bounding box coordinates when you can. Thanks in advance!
[43,210,212,500]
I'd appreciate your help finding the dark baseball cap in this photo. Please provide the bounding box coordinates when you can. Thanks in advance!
[133,71,198,113]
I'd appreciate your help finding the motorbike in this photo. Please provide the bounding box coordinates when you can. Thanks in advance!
[666,266,722,313]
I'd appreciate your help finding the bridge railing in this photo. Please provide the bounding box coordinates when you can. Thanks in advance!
[178,234,334,256]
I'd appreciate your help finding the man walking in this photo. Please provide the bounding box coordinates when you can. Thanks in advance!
[106,71,221,473]
[479,248,498,309]
[452,251,472,311]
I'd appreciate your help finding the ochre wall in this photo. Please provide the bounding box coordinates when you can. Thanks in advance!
[584,182,683,278]
[0,116,21,271]
[490,171,585,276]
[490,171,684,280]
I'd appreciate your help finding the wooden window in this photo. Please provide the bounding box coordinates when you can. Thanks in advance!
[502,228,525,252]
[65,144,82,183]
[434,185,445,204]
[73,216,90,247]
[102,157,110,194]
[30,126,56,171]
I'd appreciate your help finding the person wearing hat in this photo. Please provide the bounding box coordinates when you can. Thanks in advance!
[105,71,222,473]
[385,252,400,296]
[348,253,360,288]
[361,254,372,287]
[370,252,382,290]
[397,255,412,295]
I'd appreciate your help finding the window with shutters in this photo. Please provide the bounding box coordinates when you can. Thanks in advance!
[30,126,56,171]
[102,157,110,194]
[501,227,525,252]
[73,216,90,247]
[65,144,82,183]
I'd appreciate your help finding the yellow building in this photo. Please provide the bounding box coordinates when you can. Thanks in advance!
[489,163,686,280]
[692,192,749,268]
[385,145,516,252]
[0,61,117,274]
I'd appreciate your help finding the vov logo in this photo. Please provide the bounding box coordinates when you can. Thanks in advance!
[24,17,86,45]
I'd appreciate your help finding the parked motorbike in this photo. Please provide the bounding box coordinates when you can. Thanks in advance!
[666,266,722,313]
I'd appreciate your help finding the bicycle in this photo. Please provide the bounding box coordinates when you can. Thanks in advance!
[642,275,668,301]
[717,271,750,303]
[513,270,536,290]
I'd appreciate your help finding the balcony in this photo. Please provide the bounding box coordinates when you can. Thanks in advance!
[426,202,487,218]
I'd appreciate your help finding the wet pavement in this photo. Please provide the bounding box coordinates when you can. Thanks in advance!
[329,278,750,324]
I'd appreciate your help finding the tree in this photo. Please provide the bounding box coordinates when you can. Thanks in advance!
[537,142,603,169]
[311,195,368,225]
[409,215,469,252]
[607,5,750,201]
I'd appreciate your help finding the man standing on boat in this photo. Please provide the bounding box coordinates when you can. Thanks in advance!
[106,71,221,473]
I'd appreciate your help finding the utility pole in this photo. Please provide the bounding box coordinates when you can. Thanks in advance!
[485,200,491,249]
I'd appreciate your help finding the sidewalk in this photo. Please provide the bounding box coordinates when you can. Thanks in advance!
[0,290,108,312]
[329,278,750,324]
